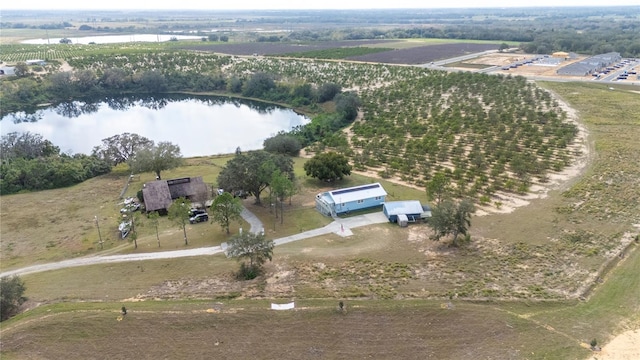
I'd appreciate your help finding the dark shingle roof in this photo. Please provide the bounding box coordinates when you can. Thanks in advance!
[142,177,208,212]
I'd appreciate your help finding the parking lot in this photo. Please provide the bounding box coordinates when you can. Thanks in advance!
[594,58,640,82]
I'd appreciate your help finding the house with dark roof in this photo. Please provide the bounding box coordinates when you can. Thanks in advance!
[142,176,208,213]
[315,183,387,217]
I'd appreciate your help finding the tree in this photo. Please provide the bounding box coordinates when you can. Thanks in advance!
[92,132,154,166]
[100,68,128,89]
[13,62,29,77]
[291,83,314,105]
[334,92,360,122]
[217,150,293,205]
[263,133,302,156]
[304,151,351,182]
[0,131,60,161]
[124,211,141,249]
[317,82,342,103]
[227,76,243,93]
[270,170,294,224]
[129,141,183,180]
[226,231,274,280]
[208,34,219,41]
[211,192,242,234]
[426,171,451,205]
[47,71,73,98]
[242,72,275,98]
[428,199,476,247]
[147,211,161,247]
[74,69,98,92]
[0,275,27,322]
[499,43,510,52]
[139,70,167,92]
[167,197,191,246]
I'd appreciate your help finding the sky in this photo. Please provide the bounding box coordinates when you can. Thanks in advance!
[1,0,638,10]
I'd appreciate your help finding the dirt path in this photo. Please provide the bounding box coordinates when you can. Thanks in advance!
[0,211,387,278]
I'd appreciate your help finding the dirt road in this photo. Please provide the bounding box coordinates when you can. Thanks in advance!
[0,211,388,278]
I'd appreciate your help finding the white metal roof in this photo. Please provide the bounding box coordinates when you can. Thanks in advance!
[383,200,424,216]
[327,183,387,204]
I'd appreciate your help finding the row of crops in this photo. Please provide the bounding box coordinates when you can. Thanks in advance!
[0,45,578,202]
[0,43,173,63]
[218,56,577,200]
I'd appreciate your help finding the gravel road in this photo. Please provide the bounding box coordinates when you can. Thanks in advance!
[0,210,388,278]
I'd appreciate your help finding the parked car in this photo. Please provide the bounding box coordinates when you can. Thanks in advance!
[118,220,132,239]
[233,190,248,199]
[120,202,141,213]
[189,208,207,217]
[189,213,209,224]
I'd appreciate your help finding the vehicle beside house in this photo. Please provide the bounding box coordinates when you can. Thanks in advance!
[142,176,209,213]
[189,213,209,224]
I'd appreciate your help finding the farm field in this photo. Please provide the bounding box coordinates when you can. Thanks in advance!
[0,40,501,65]
[347,43,500,64]
[176,39,397,56]
[1,8,640,357]
[1,78,639,358]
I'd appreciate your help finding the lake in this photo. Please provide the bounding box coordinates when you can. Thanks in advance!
[0,95,310,157]
[21,34,203,45]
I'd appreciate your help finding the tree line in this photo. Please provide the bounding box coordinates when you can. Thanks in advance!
[0,58,349,119]
[285,14,639,57]
[0,131,185,195]
[0,132,111,194]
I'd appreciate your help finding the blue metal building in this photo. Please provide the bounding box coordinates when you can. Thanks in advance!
[315,183,387,216]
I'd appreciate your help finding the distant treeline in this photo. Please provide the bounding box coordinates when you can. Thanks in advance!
[0,22,72,30]
[0,58,348,120]
[287,23,640,57]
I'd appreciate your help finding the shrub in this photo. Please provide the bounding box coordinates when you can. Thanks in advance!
[0,276,27,322]
[237,263,260,280]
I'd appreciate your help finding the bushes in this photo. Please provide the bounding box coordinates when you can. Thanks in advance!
[0,276,27,322]
[0,154,111,195]
[263,133,302,156]
[237,262,261,280]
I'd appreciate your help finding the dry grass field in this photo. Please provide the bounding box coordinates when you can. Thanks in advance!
[0,300,580,360]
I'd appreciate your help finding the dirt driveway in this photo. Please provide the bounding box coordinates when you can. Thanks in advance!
[0,211,388,278]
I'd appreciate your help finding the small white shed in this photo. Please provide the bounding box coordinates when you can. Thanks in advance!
[397,214,409,227]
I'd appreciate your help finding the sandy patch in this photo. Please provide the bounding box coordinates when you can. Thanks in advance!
[587,329,640,360]
[59,61,73,72]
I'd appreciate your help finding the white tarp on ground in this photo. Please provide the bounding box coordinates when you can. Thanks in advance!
[271,302,295,310]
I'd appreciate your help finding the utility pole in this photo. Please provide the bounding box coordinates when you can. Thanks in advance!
[95,216,104,250]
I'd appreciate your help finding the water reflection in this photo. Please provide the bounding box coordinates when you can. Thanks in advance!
[1,95,309,157]
[9,112,43,124]
[21,34,203,45]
